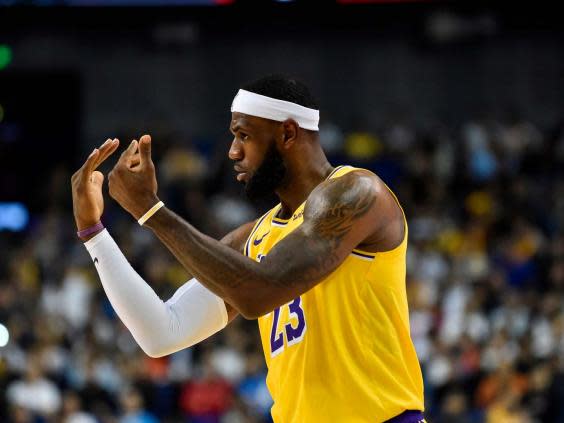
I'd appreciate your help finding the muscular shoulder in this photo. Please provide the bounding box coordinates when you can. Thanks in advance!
[304,170,379,223]
[306,169,381,217]
[304,169,404,251]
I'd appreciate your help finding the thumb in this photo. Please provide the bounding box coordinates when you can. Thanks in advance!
[139,134,152,166]
[91,171,104,188]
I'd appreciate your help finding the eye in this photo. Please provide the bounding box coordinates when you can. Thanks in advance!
[239,132,249,141]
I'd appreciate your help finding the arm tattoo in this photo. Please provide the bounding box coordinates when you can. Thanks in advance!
[311,176,375,242]
[144,171,378,316]
[264,172,376,288]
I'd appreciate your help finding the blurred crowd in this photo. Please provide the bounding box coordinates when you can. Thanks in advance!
[1,111,563,423]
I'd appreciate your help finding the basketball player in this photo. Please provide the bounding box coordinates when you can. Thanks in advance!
[71,76,425,422]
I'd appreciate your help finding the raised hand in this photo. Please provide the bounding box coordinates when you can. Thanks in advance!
[108,134,159,221]
[71,138,120,233]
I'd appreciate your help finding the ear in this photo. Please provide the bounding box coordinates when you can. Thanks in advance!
[281,119,299,149]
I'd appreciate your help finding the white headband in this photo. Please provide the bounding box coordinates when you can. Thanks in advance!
[231,89,319,131]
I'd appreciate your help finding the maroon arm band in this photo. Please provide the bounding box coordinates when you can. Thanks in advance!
[77,221,104,239]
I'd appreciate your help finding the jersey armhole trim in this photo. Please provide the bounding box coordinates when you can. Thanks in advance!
[333,166,408,256]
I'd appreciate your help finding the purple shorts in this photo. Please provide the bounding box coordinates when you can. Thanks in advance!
[385,410,426,423]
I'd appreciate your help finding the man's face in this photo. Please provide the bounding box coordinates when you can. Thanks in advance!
[229,112,287,200]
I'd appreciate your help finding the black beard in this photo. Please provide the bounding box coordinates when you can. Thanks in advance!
[243,144,287,202]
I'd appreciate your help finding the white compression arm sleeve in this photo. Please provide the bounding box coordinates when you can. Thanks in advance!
[83,229,228,358]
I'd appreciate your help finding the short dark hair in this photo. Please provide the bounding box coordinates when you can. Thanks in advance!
[241,75,319,109]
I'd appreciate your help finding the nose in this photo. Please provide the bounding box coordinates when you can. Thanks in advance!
[228,138,243,161]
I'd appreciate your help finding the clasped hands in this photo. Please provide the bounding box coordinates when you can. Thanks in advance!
[71,135,160,234]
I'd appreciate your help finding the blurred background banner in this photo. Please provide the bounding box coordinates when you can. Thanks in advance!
[1,2,564,423]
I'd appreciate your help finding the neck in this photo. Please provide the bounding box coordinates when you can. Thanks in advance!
[275,149,333,219]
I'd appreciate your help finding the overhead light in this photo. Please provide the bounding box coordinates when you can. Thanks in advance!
[0,323,9,347]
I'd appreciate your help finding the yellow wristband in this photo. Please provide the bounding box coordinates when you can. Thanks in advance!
[138,201,165,226]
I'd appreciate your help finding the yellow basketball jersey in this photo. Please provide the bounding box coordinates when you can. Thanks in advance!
[245,165,424,423]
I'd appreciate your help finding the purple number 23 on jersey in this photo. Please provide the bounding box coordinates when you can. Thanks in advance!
[270,296,307,357]
[257,254,307,356]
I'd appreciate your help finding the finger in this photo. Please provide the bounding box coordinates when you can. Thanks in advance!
[82,148,100,174]
[119,139,138,164]
[99,138,120,164]
[128,154,141,168]
[91,170,105,188]
[139,134,152,167]
[92,138,119,169]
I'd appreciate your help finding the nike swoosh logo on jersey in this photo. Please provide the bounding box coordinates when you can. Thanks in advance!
[253,231,270,246]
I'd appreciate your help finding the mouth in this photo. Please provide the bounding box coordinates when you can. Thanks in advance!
[234,166,248,182]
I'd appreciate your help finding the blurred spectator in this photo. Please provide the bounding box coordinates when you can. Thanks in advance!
[1,114,563,422]
[179,351,233,423]
[60,391,97,423]
[237,351,272,420]
[119,387,159,423]
[6,353,62,418]
[436,391,473,423]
